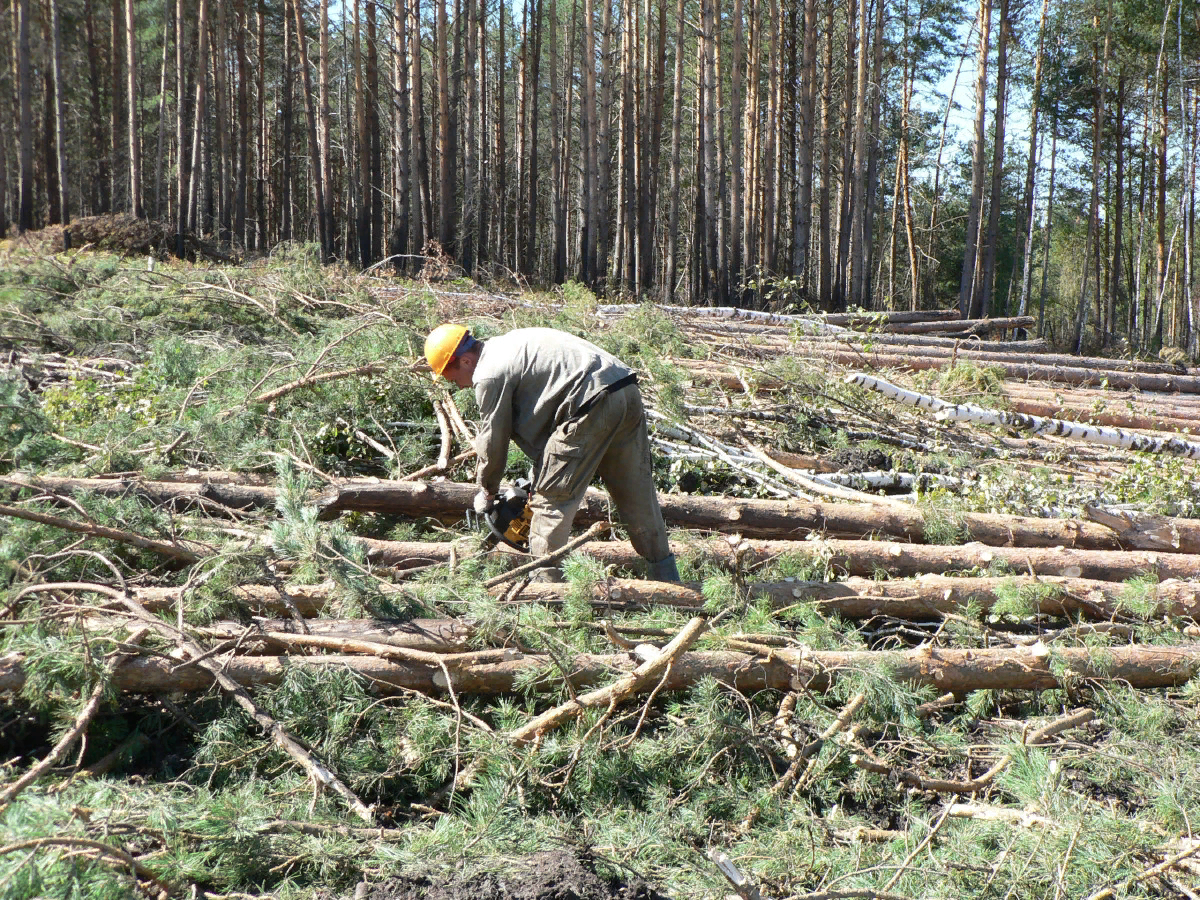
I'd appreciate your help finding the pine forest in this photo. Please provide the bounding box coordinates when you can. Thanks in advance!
[2,0,1198,349]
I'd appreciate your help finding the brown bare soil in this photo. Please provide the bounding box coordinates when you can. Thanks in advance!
[354,850,671,900]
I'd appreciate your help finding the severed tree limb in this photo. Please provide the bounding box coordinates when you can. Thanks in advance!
[0,627,149,810]
[399,448,476,481]
[850,708,1095,794]
[482,522,611,588]
[946,802,1057,828]
[251,362,385,407]
[432,399,454,469]
[506,615,711,748]
[0,836,172,899]
[114,593,376,824]
[0,502,206,563]
[739,692,867,834]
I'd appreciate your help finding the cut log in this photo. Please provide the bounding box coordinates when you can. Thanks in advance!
[879,316,1035,335]
[359,535,1200,583]
[3,643,1196,697]
[2,473,279,512]
[785,331,1052,352]
[322,480,1169,552]
[55,574,1200,642]
[836,352,1200,392]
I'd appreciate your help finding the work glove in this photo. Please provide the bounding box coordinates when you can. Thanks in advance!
[472,489,493,515]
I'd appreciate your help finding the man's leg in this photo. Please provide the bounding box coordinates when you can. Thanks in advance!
[595,389,676,580]
[527,398,622,580]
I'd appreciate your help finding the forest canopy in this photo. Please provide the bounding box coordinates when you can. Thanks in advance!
[2,0,1198,353]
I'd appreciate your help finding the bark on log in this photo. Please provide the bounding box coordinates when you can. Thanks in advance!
[784,331,1051,352]
[832,350,1200,393]
[3,473,279,511]
[3,644,1195,697]
[322,480,1165,552]
[359,536,1200,582]
[791,339,1194,377]
[879,316,1035,335]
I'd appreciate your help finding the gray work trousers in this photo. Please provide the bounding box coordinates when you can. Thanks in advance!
[528,385,671,574]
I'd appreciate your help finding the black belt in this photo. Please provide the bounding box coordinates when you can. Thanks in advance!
[574,373,638,418]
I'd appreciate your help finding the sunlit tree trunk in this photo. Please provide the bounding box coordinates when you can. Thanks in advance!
[84,0,111,214]
[280,0,293,241]
[959,0,990,317]
[663,0,685,301]
[1017,0,1050,320]
[817,0,832,309]
[977,0,1010,319]
[125,0,142,216]
[291,0,330,257]
[50,0,68,237]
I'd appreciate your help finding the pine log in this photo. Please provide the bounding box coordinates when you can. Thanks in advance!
[322,480,1171,551]
[825,348,1200,393]
[880,316,1035,335]
[783,331,1051,352]
[2,473,279,511]
[359,536,1200,583]
[3,644,1196,697]
[67,573,1200,633]
[790,339,1194,377]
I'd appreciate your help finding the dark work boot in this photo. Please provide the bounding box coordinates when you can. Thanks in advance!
[647,553,681,583]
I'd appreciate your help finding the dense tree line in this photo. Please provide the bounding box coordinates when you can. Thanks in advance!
[2,0,1197,351]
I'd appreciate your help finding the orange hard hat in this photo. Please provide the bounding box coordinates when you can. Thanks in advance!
[424,323,470,375]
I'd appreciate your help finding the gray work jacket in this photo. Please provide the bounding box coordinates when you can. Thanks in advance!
[472,328,633,493]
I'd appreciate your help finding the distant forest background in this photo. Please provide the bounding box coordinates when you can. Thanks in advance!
[2,0,1198,351]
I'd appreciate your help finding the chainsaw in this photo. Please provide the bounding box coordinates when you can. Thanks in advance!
[482,477,533,552]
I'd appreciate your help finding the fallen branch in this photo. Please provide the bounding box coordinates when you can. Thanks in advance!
[0,836,172,899]
[0,627,149,810]
[850,708,1095,794]
[114,592,376,824]
[0,501,207,563]
[251,361,384,407]
[482,521,610,588]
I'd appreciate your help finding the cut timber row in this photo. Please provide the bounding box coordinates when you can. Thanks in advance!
[2,644,1195,697]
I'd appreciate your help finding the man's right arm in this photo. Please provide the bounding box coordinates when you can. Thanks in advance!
[473,375,513,495]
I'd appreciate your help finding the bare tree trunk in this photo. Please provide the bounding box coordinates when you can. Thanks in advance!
[280,0,293,241]
[1037,109,1057,337]
[1110,71,1125,343]
[460,0,478,274]
[977,0,1010,319]
[84,0,111,214]
[848,0,870,309]
[16,0,32,230]
[152,0,170,223]
[318,0,333,256]
[958,0,990,318]
[1072,1,1111,354]
[580,0,599,284]
[388,0,409,263]
[291,0,330,257]
[50,0,69,237]
[700,0,719,305]
[234,0,249,245]
[212,0,229,238]
[110,0,124,211]
[1016,0,1050,319]
[411,0,432,255]
[817,0,832,308]
[792,0,816,290]
[187,0,210,234]
[125,0,142,216]
[663,0,686,301]
[174,0,191,252]
[353,0,369,266]
[833,0,856,311]
[548,0,565,283]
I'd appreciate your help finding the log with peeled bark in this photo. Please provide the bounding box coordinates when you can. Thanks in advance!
[2,643,1196,697]
[358,535,1200,583]
[880,316,1035,335]
[833,351,1200,392]
[321,480,1180,551]
[782,331,1051,352]
[790,338,1195,378]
